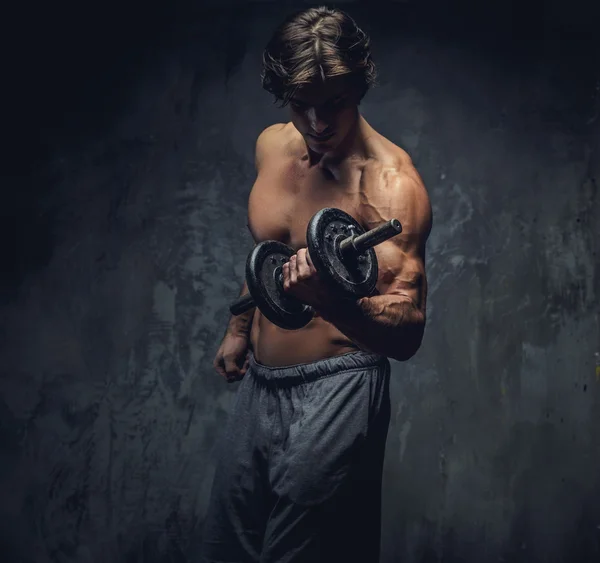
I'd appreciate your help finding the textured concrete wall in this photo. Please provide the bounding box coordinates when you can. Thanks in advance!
[2,3,599,562]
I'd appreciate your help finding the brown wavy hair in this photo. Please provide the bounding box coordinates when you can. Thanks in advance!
[261,6,377,107]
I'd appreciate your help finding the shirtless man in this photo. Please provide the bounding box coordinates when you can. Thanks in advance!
[202,7,432,563]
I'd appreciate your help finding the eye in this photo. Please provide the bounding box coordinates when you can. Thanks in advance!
[325,97,347,110]
[290,100,308,112]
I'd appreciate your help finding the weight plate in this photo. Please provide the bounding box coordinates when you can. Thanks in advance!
[307,208,378,298]
[246,240,314,330]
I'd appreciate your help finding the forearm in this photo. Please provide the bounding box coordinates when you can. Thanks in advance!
[319,294,425,361]
[226,281,254,337]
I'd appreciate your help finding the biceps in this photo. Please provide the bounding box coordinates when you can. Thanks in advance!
[381,262,427,309]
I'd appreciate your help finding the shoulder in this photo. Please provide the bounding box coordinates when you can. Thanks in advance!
[255,122,301,169]
[361,143,432,239]
[256,122,288,145]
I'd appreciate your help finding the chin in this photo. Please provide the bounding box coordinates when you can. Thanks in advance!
[309,143,328,154]
[307,136,337,153]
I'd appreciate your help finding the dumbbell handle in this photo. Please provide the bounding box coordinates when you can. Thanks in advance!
[229,218,402,317]
[338,219,402,260]
[230,293,256,316]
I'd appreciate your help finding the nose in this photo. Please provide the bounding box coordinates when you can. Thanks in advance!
[306,107,330,135]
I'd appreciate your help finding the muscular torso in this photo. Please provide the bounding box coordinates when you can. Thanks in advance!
[247,119,417,366]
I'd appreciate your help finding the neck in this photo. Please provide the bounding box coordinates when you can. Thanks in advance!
[307,111,368,167]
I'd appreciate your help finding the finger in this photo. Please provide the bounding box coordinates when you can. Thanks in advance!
[236,356,248,377]
[282,262,290,291]
[223,357,241,378]
[305,248,317,273]
[213,354,224,371]
[295,249,311,279]
[214,362,228,379]
[289,255,298,285]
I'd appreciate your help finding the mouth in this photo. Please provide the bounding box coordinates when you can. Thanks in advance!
[308,131,335,142]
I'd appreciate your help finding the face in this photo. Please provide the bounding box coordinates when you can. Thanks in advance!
[288,76,360,154]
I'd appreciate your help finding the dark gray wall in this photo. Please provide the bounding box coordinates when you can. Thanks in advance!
[2,2,599,562]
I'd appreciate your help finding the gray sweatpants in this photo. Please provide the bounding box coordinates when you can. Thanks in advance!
[201,350,391,563]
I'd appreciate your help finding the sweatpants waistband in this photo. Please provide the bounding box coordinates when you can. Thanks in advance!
[248,350,388,385]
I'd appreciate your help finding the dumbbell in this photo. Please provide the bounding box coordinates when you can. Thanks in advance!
[229,208,402,330]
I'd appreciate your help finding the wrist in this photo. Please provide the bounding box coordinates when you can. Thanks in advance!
[226,324,250,337]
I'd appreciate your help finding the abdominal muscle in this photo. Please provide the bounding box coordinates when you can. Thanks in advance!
[249,309,359,367]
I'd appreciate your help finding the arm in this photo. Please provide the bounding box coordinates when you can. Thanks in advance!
[226,281,254,337]
[319,169,432,362]
[225,124,286,337]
